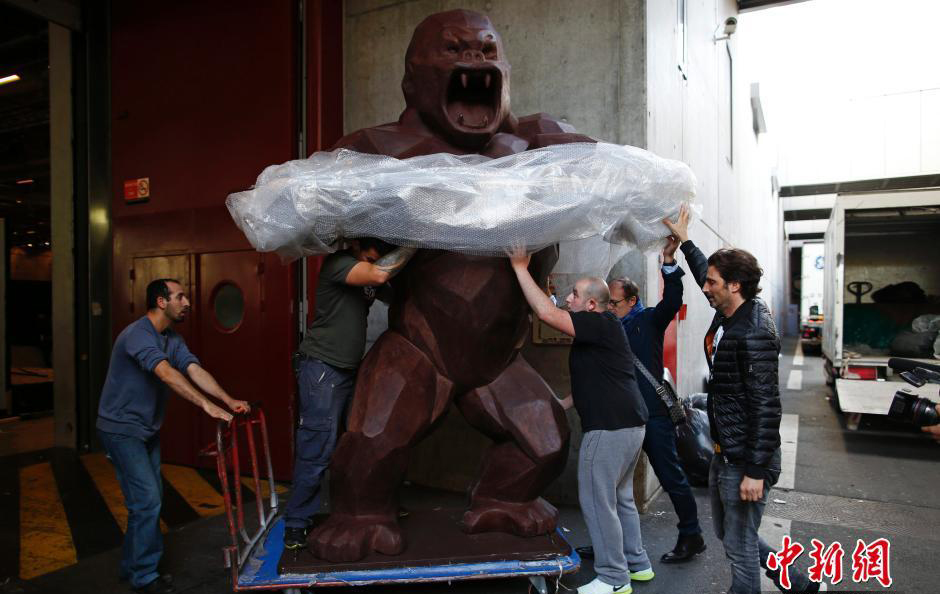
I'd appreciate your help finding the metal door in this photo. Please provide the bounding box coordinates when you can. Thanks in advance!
[196,250,298,478]
[131,254,198,465]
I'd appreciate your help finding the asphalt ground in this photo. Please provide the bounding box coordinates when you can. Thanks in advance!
[2,337,937,594]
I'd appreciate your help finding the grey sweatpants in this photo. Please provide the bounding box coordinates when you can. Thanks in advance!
[578,426,650,586]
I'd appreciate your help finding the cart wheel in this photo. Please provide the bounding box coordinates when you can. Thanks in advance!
[528,575,548,594]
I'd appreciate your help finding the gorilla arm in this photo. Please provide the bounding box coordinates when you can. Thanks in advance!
[513,112,596,149]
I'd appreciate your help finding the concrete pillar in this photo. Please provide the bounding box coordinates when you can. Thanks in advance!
[0,219,6,414]
[50,23,76,448]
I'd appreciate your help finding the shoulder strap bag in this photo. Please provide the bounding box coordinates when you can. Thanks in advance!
[634,359,687,426]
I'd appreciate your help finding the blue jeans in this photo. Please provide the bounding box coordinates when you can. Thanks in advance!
[643,415,702,536]
[284,357,355,528]
[710,450,813,594]
[98,430,162,589]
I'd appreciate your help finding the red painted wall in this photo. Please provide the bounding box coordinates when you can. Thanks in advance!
[111,1,297,219]
[304,0,344,326]
[110,1,342,478]
[307,0,344,157]
[660,274,680,382]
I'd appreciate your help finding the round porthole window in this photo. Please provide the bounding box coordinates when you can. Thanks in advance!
[213,283,244,331]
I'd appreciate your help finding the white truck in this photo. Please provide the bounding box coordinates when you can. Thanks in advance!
[822,190,940,429]
[799,242,825,354]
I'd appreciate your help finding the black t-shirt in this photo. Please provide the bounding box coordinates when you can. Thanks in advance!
[569,310,649,432]
[299,251,370,369]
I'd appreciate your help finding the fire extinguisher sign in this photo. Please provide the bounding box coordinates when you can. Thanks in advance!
[123,177,150,203]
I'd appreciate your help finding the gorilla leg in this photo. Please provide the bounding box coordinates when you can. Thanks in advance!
[308,331,455,562]
[456,354,570,536]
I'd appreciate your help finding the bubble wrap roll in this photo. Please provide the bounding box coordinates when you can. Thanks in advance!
[226,142,698,261]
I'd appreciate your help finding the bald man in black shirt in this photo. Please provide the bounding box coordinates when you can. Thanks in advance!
[510,253,652,594]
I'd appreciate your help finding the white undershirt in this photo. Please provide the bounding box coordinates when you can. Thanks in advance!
[710,325,725,364]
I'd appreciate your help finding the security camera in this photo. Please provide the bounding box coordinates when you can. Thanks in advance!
[723,17,737,36]
[714,16,737,42]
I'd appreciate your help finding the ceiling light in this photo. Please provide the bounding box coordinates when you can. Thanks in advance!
[16,178,34,185]
[0,74,21,86]
[27,243,33,247]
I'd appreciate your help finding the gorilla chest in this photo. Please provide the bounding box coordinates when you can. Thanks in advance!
[361,127,530,160]
[408,254,524,327]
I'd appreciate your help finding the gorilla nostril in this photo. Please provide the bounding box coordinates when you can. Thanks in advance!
[462,50,485,62]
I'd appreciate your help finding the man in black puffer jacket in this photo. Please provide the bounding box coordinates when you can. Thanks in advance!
[701,250,782,493]
[670,241,822,594]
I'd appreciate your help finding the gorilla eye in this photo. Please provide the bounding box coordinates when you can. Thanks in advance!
[446,44,459,54]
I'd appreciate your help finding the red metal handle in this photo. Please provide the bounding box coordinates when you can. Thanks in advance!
[206,403,279,588]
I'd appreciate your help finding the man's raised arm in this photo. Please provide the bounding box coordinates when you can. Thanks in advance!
[664,203,708,289]
[345,246,418,286]
[509,251,575,337]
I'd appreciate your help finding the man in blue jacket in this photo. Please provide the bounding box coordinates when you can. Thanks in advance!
[97,279,249,594]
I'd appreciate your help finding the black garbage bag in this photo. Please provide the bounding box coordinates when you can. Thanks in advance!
[890,329,938,358]
[871,281,926,304]
[687,392,708,411]
[675,401,713,487]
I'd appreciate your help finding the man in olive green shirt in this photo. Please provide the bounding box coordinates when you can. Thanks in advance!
[284,238,415,549]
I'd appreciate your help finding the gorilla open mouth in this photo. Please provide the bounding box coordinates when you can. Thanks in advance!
[445,66,501,130]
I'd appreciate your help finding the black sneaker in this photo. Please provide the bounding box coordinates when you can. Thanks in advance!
[575,545,594,559]
[284,526,308,550]
[134,574,175,594]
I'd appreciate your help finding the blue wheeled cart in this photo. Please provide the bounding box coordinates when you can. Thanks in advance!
[206,409,580,592]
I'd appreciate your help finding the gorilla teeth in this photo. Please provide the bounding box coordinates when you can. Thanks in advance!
[461,73,468,88]
[458,113,465,124]
[485,73,492,89]
[483,115,489,126]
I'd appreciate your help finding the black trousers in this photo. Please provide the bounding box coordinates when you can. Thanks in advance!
[643,415,702,536]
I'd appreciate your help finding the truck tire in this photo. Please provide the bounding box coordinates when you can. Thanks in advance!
[823,358,836,387]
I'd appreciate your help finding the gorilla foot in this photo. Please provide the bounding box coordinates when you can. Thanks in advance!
[308,513,403,562]
[461,496,558,537]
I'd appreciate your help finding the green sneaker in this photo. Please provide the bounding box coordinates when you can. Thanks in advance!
[629,567,655,581]
[612,584,633,594]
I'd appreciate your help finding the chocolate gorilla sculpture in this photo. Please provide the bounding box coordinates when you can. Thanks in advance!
[308,9,595,562]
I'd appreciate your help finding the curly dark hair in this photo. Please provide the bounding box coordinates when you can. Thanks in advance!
[146,278,180,310]
[707,248,763,300]
[356,237,396,256]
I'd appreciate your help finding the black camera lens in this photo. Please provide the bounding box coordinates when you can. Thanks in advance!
[889,391,939,427]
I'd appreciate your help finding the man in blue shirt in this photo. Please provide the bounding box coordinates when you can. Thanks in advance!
[97,278,249,594]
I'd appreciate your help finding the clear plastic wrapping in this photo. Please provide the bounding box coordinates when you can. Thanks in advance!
[226,142,698,261]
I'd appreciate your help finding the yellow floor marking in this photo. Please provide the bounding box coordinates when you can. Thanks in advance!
[240,476,289,501]
[19,462,77,579]
[161,464,225,517]
[80,453,168,533]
